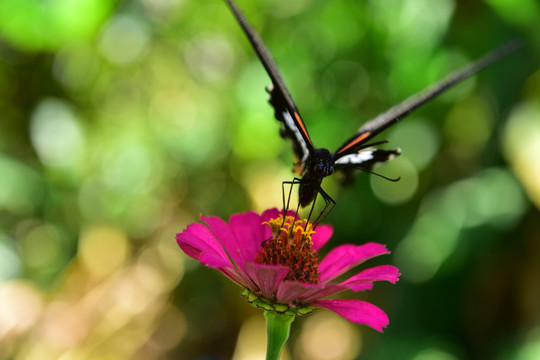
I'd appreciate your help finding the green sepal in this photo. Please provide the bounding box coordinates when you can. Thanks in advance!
[242,289,315,316]
[296,305,314,315]
[273,303,289,313]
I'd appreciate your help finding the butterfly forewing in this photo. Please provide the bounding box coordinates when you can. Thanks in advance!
[266,87,312,173]
[334,39,524,161]
[224,0,313,171]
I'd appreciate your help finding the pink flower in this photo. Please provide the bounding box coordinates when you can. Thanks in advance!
[176,208,400,332]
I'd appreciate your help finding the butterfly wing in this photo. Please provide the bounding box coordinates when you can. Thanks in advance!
[225,0,313,174]
[334,147,401,184]
[268,86,312,174]
[334,39,523,160]
[334,148,401,168]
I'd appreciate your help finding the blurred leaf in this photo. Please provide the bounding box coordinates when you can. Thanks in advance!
[0,0,113,51]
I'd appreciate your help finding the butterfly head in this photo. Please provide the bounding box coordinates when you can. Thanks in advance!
[311,148,334,177]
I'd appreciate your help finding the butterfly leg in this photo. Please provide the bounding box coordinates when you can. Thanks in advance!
[304,190,318,227]
[311,187,336,228]
[281,178,302,228]
[302,185,335,229]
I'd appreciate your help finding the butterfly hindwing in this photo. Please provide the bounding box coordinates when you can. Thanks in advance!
[334,148,401,185]
[334,148,401,168]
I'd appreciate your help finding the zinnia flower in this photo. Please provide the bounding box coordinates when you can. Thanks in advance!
[177,208,400,332]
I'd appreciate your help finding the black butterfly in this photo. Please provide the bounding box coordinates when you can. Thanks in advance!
[224,0,521,218]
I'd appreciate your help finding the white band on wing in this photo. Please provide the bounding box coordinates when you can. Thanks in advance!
[282,111,310,163]
[334,150,375,165]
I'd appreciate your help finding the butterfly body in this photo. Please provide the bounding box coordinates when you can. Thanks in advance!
[268,82,395,209]
[297,148,335,207]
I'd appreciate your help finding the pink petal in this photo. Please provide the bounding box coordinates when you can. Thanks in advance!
[229,211,271,265]
[311,224,333,251]
[202,213,262,272]
[341,265,400,292]
[217,267,254,287]
[313,299,389,332]
[260,208,283,223]
[245,262,289,298]
[176,223,232,269]
[319,243,390,282]
[275,281,346,304]
[177,224,254,288]
[278,266,400,302]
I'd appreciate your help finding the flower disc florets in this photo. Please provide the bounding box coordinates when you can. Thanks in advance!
[255,215,320,284]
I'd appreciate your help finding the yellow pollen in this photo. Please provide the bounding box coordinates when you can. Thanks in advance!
[257,214,320,283]
[263,215,315,243]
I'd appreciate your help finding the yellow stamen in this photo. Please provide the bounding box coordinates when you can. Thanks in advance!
[257,214,320,283]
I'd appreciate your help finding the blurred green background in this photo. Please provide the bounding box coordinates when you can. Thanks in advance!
[1,0,539,359]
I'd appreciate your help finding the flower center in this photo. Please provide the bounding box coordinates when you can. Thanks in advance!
[255,215,320,284]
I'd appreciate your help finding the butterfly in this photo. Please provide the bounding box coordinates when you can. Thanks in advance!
[224,0,521,219]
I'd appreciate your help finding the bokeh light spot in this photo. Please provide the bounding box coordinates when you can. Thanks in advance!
[30,98,85,169]
[233,112,282,160]
[502,100,540,209]
[234,62,271,111]
[0,155,43,214]
[516,326,540,360]
[0,281,43,340]
[101,145,155,193]
[0,235,21,281]
[271,0,313,18]
[371,155,418,204]
[98,14,150,65]
[395,214,460,283]
[412,347,458,360]
[295,311,361,360]
[396,167,526,283]
[232,315,276,360]
[53,42,101,91]
[185,33,235,83]
[150,305,187,352]
[388,118,440,170]
[485,0,540,25]
[444,95,493,158]
[241,161,291,212]
[156,225,186,287]
[79,226,129,278]
[321,61,370,109]
[465,168,526,228]
[19,224,63,271]
[136,247,170,295]
[391,0,455,49]
[0,1,46,51]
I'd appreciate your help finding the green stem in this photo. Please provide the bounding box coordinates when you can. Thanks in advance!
[264,311,295,360]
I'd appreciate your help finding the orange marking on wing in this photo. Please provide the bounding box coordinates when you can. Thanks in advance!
[294,112,312,145]
[337,132,371,154]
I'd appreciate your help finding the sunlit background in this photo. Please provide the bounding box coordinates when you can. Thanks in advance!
[1,0,539,359]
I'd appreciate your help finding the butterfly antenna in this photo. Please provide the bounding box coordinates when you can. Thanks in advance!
[357,167,401,182]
